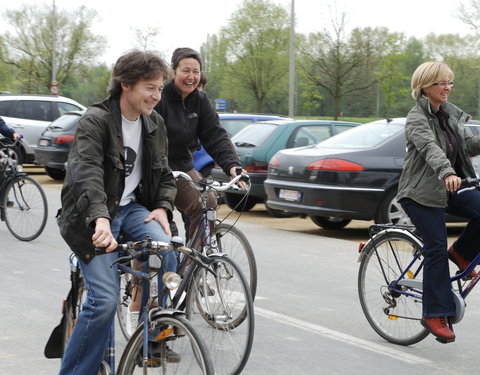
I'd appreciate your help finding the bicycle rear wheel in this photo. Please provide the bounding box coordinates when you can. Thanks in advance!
[186,255,254,375]
[211,224,257,300]
[358,230,429,345]
[3,175,48,241]
[117,314,214,375]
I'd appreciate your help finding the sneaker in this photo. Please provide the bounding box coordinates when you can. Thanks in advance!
[421,317,455,344]
[137,344,181,366]
[126,309,139,336]
[448,246,477,279]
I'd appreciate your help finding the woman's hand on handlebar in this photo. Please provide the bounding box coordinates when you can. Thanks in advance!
[445,174,462,192]
[229,165,249,190]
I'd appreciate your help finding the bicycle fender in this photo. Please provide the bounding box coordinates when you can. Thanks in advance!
[357,228,423,263]
[149,308,185,321]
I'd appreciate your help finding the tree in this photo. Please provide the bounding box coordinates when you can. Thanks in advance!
[457,0,480,32]
[299,14,380,119]
[216,0,290,113]
[2,4,105,95]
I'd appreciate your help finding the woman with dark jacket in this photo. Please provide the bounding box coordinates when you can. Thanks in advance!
[397,61,480,344]
[155,47,244,242]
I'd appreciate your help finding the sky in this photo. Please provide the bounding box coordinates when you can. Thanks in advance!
[3,0,475,65]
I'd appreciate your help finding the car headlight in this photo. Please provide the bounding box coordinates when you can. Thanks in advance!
[162,272,181,290]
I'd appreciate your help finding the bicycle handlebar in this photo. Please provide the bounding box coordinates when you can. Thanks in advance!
[95,236,213,268]
[457,177,480,194]
[173,170,250,192]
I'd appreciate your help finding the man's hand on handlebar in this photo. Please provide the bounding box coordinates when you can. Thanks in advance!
[229,165,249,190]
[92,217,117,253]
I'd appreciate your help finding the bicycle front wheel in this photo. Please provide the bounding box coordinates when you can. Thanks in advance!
[117,314,214,375]
[358,230,429,345]
[211,224,257,300]
[3,176,48,241]
[186,255,254,375]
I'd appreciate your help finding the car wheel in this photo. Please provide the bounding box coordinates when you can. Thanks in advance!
[375,189,412,225]
[309,216,351,230]
[199,164,214,178]
[265,204,297,218]
[224,192,257,212]
[45,166,66,180]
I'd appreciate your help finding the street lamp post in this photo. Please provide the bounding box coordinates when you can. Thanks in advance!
[288,0,295,117]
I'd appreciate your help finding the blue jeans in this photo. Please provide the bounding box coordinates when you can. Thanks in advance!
[59,202,176,375]
[400,189,480,318]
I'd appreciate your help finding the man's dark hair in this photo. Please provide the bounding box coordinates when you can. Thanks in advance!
[108,50,170,98]
[170,47,203,72]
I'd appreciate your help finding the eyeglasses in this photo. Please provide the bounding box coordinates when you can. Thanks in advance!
[431,81,454,87]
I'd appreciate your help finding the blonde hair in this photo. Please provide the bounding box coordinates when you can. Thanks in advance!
[411,61,454,100]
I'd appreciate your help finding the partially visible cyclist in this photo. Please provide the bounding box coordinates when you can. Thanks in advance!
[397,61,480,344]
[0,116,20,142]
[56,49,178,374]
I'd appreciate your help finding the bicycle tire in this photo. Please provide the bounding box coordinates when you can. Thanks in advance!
[210,223,257,300]
[117,271,133,341]
[358,230,429,345]
[3,175,48,241]
[117,314,214,375]
[186,255,254,375]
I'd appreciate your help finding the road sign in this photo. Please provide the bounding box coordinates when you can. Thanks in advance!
[215,98,228,111]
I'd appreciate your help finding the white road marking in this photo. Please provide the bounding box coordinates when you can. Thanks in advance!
[255,306,432,365]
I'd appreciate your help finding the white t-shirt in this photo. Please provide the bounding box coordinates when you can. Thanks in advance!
[120,115,143,206]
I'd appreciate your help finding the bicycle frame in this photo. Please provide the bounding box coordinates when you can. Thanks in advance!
[363,225,480,319]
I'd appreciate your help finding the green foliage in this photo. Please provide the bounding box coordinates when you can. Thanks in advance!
[1,4,106,103]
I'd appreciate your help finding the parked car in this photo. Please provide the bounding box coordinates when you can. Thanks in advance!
[0,94,85,163]
[34,111,84,180]
[211,119,361,216]
[264,118,480,229]
[193,113,291,176]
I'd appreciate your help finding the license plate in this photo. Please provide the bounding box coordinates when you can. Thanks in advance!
[38,139,49,146]
[279,189,302,202]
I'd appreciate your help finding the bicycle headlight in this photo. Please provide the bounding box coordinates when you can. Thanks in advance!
[162,272,181,290]
[16,164,23,172]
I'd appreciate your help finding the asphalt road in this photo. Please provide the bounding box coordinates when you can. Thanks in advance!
[0,169,478,375]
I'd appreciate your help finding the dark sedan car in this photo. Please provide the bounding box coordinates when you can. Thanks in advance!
[264,118,480,229]
[34,110,84,180]
[211,119,360,216]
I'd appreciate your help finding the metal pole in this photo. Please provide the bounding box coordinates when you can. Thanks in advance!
[51,0,57,89]
[288,0,295,117]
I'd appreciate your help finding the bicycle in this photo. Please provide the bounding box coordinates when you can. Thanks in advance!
[51,239,215,374]
[117,172,256,375]
[357,178,480,345]
[0,138,48,241]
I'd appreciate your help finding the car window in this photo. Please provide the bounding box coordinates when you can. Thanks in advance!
[290,126,323,148]
[58,102,83,116]
[11,100,52,121]
[46,114,81,131]
[231,123,278,147]
[302,125,332,142]
[0,100,15,116]
[318,122,404,149]
[334,124,357,134]
[219,119,254,137]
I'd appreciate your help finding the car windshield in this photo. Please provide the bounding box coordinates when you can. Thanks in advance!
[316,122,404,149]
[46,114,81,131]
[231,123,278,147]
